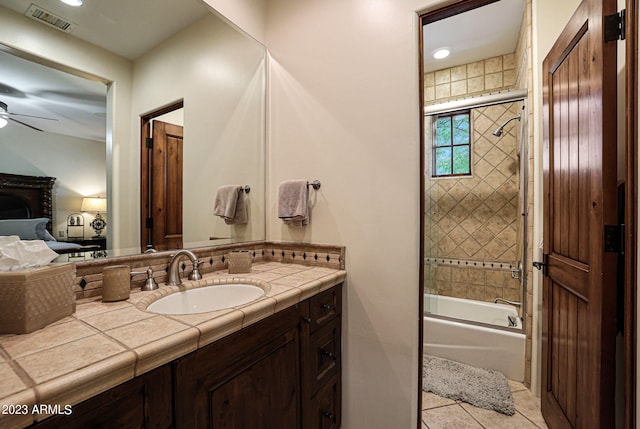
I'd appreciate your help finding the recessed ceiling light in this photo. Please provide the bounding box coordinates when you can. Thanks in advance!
[60,0,83,6]
[433,48,451,60]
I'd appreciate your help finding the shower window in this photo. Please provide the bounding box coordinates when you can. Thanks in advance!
[432,111,471,177]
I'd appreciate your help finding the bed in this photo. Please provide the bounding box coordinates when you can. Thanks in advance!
[0,173,96,254]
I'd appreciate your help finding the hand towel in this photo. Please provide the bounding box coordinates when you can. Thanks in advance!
[228,191,247,225]
[213,186,248,225]
[278,180,309,226]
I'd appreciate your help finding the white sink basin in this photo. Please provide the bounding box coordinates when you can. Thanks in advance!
[146,284,265,315]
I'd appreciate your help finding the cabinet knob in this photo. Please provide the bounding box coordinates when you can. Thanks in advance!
[322,303,332,310]
[322,349,334,359]
[303,316,312,324]
[323,411,335,420]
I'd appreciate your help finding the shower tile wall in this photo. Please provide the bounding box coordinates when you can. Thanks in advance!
[425,102,521,303]
[424,54,517,105]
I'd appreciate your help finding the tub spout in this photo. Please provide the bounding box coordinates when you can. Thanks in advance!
[494,297,521,307]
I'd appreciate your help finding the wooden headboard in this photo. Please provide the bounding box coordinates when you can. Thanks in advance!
[0,173,56,233]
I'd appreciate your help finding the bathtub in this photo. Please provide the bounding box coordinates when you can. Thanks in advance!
[423,294,526,381]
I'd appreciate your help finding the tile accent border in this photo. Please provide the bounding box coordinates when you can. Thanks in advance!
[424,257,518,271]
[72,241,345,300]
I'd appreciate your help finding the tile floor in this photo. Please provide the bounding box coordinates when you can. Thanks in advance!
[422,380,549,429]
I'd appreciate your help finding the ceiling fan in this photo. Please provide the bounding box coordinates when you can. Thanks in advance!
[0,101,58,132]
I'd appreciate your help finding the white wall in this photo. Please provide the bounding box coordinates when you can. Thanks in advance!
[202,0,266,43]
[132,13,266,247]
[0,126,106,237]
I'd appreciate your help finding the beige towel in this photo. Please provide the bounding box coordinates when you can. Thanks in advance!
[278,180,309,226]
[213,186,247,225]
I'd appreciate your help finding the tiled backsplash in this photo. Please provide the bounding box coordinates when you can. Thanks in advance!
[72,241,345,300]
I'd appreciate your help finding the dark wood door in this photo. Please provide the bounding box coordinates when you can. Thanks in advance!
[144,119,183,251]
[541,0,618,427]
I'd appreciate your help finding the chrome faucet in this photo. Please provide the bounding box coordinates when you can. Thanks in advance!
[167,249,202,286]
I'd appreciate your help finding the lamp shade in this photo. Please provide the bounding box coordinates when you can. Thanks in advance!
[81,197,107,212]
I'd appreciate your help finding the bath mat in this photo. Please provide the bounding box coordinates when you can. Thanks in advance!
[422,355,515,416]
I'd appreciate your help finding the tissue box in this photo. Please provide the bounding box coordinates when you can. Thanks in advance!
[227,250,252,274]
[0,264,75,334]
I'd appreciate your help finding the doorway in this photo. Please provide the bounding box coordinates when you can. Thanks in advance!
[418,0,637,428]
[140,101,184,252]
[419,0,531,390]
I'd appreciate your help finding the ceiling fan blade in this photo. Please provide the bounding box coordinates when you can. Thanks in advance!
[7,112,58,121]
[9,117,43,132]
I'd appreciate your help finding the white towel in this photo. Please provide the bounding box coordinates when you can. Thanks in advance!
[278,180,309,226]
[213,186,247,225]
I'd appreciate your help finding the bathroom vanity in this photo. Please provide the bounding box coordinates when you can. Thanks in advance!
[0,249,344,429]
[28,284,341,429]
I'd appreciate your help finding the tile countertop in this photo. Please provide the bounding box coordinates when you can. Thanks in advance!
[0,262,346,428]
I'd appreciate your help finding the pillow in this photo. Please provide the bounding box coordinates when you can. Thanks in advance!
[35,221,57,241]
[0,218,52,241]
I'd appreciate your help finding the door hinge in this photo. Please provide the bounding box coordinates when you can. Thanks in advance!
[145,137,153,149]
[604,224,625,254]
[145,217,153,228]
[605,9,626,42]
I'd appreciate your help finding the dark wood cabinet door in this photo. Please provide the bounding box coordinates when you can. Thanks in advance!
[209,328,300,428]
[30,365,173,429]
[174,304,302,428]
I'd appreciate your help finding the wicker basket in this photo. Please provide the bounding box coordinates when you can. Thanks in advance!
[227,250,252,274]
[0,264,75,334]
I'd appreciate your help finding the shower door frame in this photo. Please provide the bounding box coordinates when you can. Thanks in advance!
[423,94,529,333]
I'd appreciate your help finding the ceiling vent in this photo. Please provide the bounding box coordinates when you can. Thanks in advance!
[25,4,77,33]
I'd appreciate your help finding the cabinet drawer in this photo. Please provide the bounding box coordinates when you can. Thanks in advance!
[309,284,342,331]
[306,374,341,429]
[306,316,341,395]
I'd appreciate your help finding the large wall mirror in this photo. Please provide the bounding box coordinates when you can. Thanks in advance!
[0,0,266,258]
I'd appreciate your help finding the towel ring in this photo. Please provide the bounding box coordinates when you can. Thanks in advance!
[240,185,250,194]
[307,180,321,190]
